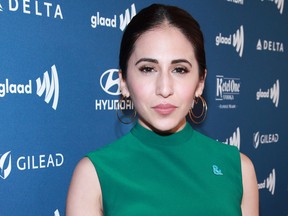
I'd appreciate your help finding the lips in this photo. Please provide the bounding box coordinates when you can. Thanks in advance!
[152,103,177,115]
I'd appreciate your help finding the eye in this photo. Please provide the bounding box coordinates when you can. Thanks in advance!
[172,67,189,74]
[139,66,156,73]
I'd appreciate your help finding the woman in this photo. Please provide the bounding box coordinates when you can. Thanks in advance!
[66,4,258,215]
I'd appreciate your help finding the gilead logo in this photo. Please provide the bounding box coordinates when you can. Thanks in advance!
[0,151,65,180]
[17,153,64,170]
[0,151,12,180]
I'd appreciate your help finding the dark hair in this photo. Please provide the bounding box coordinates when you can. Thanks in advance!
[119,4,206,80]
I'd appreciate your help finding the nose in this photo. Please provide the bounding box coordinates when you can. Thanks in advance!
[155,73,174,98]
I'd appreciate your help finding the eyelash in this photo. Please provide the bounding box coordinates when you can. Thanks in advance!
[139,66,155,73]
[173,67,189,74]
[139,66,189,74]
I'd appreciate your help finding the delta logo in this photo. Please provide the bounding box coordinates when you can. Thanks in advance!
[256,39,284,53]
[215,25,244,57]
[91,3,136,31]
[0,64,60,110]
[0,0,64,19]
[256,79,280,108]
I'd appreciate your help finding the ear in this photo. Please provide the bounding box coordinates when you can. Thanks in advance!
[119,70,130,97]
[195,69,207,97]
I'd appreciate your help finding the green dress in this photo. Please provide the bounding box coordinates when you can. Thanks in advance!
[87,123,243,215]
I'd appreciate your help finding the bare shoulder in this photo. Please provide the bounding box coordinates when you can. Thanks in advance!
[66,157,103,216]
[240,153,259,216]
[240,153,255,173]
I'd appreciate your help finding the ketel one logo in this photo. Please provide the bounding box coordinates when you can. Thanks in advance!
[256,80,280,108]
[36,65,60,110]
[0,151,12,180]
[215,25,244,57]
[100,69,121,96]
[258,169,276,195]
[216,75,240,101]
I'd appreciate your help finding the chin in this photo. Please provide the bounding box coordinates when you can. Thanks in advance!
[147,120,186,134]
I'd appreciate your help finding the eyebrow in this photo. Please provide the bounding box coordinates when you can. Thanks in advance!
[135,58,158,65]
[135,58,192,67]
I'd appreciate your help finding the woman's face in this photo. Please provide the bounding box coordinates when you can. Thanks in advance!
[120,25,205,133]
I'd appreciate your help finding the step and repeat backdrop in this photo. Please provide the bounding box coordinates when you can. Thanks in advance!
[0,0,287,215]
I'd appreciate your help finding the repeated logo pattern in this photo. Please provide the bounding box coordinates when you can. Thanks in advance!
[0,1,286,215]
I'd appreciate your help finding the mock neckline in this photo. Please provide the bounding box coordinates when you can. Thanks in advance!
[131,123,194,146]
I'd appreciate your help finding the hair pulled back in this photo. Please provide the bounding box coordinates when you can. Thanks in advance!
[119,4,206,80]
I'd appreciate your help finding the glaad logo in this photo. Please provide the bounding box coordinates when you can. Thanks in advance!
[274,0,285,14]
[119,3,136,31]
[91,3,136,31]
[54,209,60,216]
[256,39,284,52]
[261,0,285,14]
[256,80,280,107]
[0,4,3,12]
[0,64,59,110]
[96,68,134,111]
[0,151,12,179]
[258,169,276,195]
[227,0,244,5]
[253,131,279,149]
[215,25,244,57]
[2,0,63,19]
[0,79,32,97]
[36,65,59,110]
[222,127,241,150]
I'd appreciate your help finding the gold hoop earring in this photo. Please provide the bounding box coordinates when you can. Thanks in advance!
[116,96,136,124]
[189,95,208,124]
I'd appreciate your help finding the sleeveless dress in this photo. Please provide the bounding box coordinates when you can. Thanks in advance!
[87,123,243,215]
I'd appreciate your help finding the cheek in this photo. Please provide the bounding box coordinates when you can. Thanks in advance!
[176,82,197,101]
[127,81,153,104]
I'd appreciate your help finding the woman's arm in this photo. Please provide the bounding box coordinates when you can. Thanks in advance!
[240,153,259,216]
[66,157,103,216]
